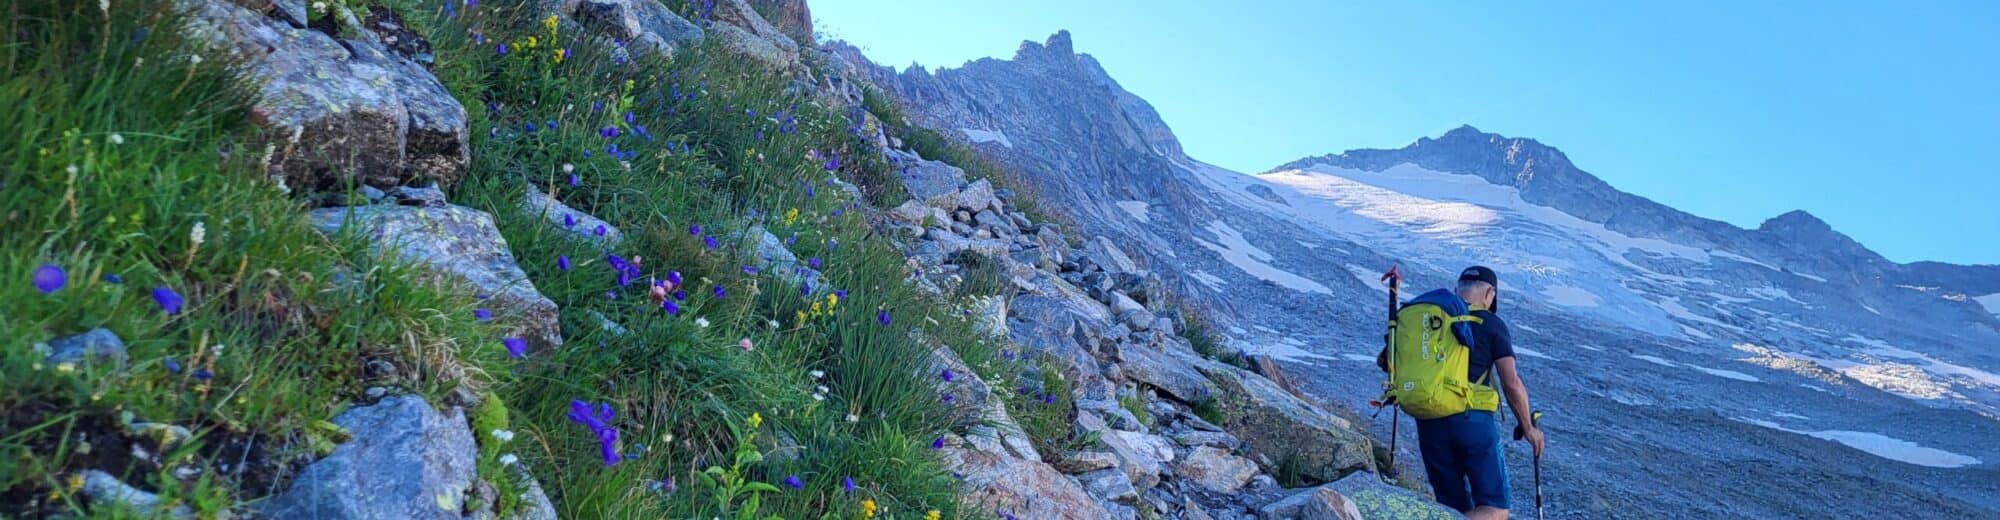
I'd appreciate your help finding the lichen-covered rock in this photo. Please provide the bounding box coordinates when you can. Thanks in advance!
[310,204,562,349]
[563,0,704,55]
[896,153,970,208]
[520,183,623,246]
[261,396,478,519]
[1197,360,1375,484]
[183,0,469,192]
[1323,471,1461,520]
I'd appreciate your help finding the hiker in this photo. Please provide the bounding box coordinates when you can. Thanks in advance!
[1376,266,1544,519]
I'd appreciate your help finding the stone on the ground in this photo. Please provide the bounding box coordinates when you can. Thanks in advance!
[520,183,623,246]
[1198,361,1375,484]
[1079,468,1139,503]
[940,435,1111,520]
[1175,447,1260,494]
[184,0,469,192]
[261,396,478,519]
[745,0,813,44]
[900,157,970,209]
[1259,486,1369,520]
[705,0,801,67]
[310,204,562,349]
[42,328,128,371]
[1324,471,1463,520]
[1097,430,1176,489]
[1083,236,1142,275]
[1055,451,1120,474]
[565,0,704,55]
[1113,340,1214,403]
[739,226,824,289]
[81,470,193,518]
[956,179,1000,213]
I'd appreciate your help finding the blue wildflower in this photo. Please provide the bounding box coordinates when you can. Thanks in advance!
[503,338,528,358]
[941,369,955,382]
[823,155,840,171]
[151,286,184,315]
[842,476,856,494]
[782,475,803,490]
[192,368,213,381]
[878,309,891,326]
[564,214,576,228]
[524,122,535,133]
[567,400,621,466]
[741,265,758,275]
[474,308,492,321]
[547,120,557,131]
[942,393,955,403]
[931,436,945,450]
[592,101,602,112]
[163,357,181,374]
[703,235,717,250]
[570,173,580,187]
[594,224,607,237]
[666,271,683,286]
[688,224,701,236]
[712,284,726,299]
[103,274,122,284]
[32,264,64,294]
[496,42,507,55]
[662,300,679,316]
[807,257,820,270]
[672,290,685,301]
[624,111,634,125]
[558,255,571,271]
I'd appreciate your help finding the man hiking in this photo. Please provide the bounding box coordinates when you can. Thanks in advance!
[1376,266,1544,519]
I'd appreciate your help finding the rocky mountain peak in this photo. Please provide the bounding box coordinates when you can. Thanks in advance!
[1014,30,1077,64]
[1759,209,1833,234]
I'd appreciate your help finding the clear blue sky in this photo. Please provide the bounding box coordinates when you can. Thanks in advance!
[814,0,2000,265]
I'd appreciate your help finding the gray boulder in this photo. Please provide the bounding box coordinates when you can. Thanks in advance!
[1259,486,1371,520]
[706,0,801,67]
[1083,236,1142,275]
[940,434,1111,520]
[1325,471,1462,520]
[565,0,704,55]
[261,396,478,519]
[183,0,469,192]
[956,179,1000,213]
[1197,360,1376,484]
[1079,468,1139,503]
[900,157,969,209]
[1113,339,1214,403]
[311,204,562,349]
[1174,447,1259,494]
[739,226,824,289]
[42,328,128,371]
[521,183,623,246]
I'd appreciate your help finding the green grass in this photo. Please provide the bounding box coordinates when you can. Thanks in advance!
[1180,310,1247,369]
[3,0,1086,518]
[1,0,498,516]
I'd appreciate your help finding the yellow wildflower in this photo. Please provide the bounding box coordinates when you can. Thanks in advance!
[747,412,763,429]
[66,473,85,492]
[861,499,877,518]
[543,14,559,34]
[827,292,839,309]
[784,208,800,225]
[926,510,940,520]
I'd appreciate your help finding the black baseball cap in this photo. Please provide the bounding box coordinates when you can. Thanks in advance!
[1459,265,1499,313]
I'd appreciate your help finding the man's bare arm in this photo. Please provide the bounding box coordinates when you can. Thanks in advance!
[1494,357,1533,426]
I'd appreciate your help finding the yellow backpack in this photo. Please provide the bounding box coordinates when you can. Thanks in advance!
[1382,291,1501,420]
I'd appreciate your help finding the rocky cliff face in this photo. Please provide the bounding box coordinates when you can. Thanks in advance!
[838,29,2000,519]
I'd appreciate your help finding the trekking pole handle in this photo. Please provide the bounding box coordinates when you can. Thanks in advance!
[1513,410,1544,441]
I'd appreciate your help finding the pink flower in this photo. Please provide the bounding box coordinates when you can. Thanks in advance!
[738,338,754,351]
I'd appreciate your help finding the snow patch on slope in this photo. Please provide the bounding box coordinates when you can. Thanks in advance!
[1193,221,1331,294]
[1542,285,1601,308]
[1732,417,1980,468]
[1116,201,1151,223]
[960,128,1014,148]
[1976,293,2000,317]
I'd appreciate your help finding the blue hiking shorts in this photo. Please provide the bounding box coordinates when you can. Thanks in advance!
[1415,410,1511,511]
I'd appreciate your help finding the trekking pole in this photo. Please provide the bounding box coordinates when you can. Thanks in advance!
[1378,265,1402,473]
[1513,410,1546,520]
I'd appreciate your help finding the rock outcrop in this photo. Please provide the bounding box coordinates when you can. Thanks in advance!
[310,204,563,349]
[183,0,470,193]
[261,396,481,519]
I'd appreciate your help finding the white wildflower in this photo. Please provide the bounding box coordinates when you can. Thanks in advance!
[188,54,202,65]
[694,317,710,328]
[811,393,824,402]
[99,0,108,14]
[845,414,859,423]
[562,163,575,174]
[311,1,326,12]
[809,370,824,379]
[491,429,515,443]
[108,133,124,145]
[816,385,829,393]
[189,221,206,247]
[498,454,518,465]
[66,164,78,175]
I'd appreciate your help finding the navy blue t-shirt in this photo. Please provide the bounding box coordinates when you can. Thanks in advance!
[1464,309,1514,385]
